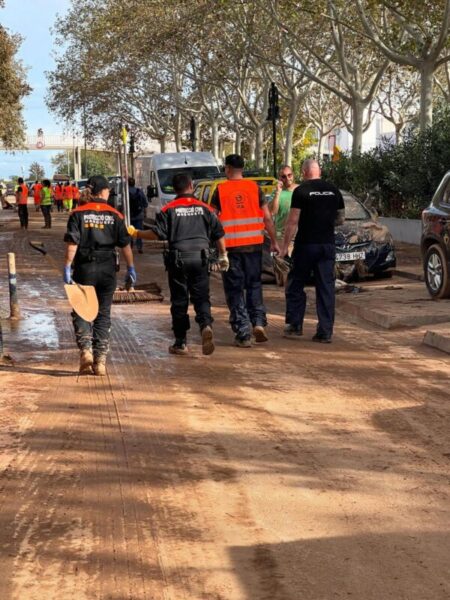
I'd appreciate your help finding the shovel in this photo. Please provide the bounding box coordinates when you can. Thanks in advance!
[64,283,99,322]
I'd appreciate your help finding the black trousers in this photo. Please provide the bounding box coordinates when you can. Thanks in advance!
[285,243,336,338]
[72,257,116,357]
[168,254,212,340]
[18,204,28,228]
[41,205,52,228]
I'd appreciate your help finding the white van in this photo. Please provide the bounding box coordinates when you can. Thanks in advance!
[135,152,220,221]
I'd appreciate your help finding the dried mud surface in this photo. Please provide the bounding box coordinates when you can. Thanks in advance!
[0,210,449,599]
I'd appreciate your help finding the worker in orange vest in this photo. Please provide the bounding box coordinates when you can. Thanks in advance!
[54,182,64,212]
[63,181,73,211]
[33,180,43,212]
[211,154,280,347]
[71,181,80,209]
[15,177,29,229]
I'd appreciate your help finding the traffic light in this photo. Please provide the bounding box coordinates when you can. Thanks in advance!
[129,133,135,155]
[267,82,280,122]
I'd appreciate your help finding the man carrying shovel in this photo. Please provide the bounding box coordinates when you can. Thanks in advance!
[63,175,136,375]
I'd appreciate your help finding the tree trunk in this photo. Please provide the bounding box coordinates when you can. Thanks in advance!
[419,62,434,132]
[211,119,219,159]
[395,123,403,144]
[255,127,264,169]
[160,137,166,153]
[174,112,181,152]
[249,136,256,161]
[351,100,365,155]
[234,128,241,155]
[317,128,324,160]
[284,99,299,165]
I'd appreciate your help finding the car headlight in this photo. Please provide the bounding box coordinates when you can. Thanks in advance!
[386,250,395,261]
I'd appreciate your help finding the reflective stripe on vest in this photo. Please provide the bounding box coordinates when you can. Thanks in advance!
[217,179,264,248]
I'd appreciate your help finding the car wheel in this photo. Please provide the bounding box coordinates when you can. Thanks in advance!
[424,244,450,299]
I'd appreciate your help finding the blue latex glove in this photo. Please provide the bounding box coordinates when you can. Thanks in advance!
[63,265,72,284]
[125,265,137,288]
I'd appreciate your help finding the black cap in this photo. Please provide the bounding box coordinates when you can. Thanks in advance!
[225,154,244,169]
[88,175,109,194]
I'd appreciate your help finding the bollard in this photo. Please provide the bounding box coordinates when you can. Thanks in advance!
[7,252,20,320]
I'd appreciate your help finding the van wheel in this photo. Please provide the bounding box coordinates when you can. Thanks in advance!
[424,244,450,299]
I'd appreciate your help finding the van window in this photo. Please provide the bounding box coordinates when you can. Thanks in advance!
[202,185,211,203]
[158,167,220,194]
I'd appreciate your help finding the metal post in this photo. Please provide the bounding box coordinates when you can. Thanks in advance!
[272,115,277,179]
[122,140,130,227]
[0,315,4,357]
[7,253,20,320]
[267,82,280,179]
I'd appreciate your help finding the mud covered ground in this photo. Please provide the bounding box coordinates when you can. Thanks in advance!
[0,209,449,599]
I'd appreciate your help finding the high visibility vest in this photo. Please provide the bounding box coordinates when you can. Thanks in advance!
[41,187,52,205]
[72,185,80,200]
[54,185,63,200]
[63,184,73,200]
[33,183,42,199]
[217,179,264,248]
[16,184,29,204]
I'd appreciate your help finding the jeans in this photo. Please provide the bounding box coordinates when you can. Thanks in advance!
[18,204,28,228]
[285,243,336,338]
[72,257,116,357]
[168,254,212,339]
[222,251,266,340]
[130,217,143,251]
[41,204,52,228]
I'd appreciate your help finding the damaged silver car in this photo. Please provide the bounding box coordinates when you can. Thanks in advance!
[335,192,396,281]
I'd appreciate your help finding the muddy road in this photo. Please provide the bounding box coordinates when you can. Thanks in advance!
[0,210,449,599]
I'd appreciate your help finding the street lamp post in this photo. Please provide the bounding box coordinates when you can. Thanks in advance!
[82,105,88,178]
[189,117,196,152]
[267,82,280,179]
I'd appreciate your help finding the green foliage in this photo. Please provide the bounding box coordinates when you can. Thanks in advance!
[28,162,45,180]
[51,150,116,179]
[322,108,450,218]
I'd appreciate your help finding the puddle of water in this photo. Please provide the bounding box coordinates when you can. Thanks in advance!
[14,310,60,349]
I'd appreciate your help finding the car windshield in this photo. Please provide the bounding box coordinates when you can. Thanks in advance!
[343,194,370,220]
[158,167,220,194]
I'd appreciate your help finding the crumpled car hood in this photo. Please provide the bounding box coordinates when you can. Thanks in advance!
[335,220,393,246]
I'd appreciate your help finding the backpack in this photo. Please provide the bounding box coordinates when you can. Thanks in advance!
[129,187,144,217]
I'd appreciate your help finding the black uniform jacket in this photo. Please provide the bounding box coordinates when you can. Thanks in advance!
[64,200,131,264]
[152,194,225,252]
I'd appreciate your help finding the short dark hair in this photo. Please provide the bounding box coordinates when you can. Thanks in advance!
[172,172,192,194]
[128,177,135,187]
[225,154,244,169]
[18,177,24,184]
[43,179,51,187]
[87,175,110,194]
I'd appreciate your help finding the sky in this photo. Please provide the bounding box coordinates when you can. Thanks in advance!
[0,0,71,180]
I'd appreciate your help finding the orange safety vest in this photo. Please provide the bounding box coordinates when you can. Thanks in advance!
[72,185,80,200]
[54,185,63,200]
[63,184,73,200]
[17,184,29,205]
[217,179,264,248]
[33,183,42,200]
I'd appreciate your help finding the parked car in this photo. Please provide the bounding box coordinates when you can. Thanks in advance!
[334,192,396,281]
[421,171,450,298]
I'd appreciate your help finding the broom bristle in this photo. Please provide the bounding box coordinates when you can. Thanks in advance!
[112,286,163,304]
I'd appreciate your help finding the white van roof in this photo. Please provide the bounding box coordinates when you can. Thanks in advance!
[149,152,218,169]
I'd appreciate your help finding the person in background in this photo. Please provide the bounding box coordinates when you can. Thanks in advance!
[270,165,299,247]
[40,179,53,229]
[15,177,29,230]
[211,154,280,347]
[33,180,43,212]
[54,182,64,212]
[63,181,73,212]
[71,181,80,209]
[280,159,345,343]
[63,175,135,375]
[128,177,148,254]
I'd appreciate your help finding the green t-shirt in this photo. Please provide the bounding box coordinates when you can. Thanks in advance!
[41,187,52,206]
[269,189,294,237]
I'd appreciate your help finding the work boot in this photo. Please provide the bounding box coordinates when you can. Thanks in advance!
[253,325,268,343]
[283,324,303,339]
[93,355,107,376]
[235,336,252,348]
[79,348,94,374]
[169,338,188,355]
[201,325,215,355]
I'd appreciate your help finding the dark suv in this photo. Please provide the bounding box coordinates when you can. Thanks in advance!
[421,171,450,298]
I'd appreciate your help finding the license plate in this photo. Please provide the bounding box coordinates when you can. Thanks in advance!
[336,251,366,262]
